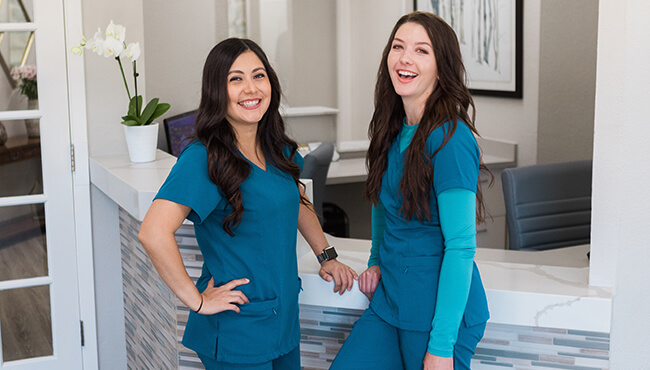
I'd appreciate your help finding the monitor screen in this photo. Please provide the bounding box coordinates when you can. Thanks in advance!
[164,110,197,157]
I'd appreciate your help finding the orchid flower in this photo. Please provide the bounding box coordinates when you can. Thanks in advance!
[85,27,104,56]
[120,42,141,62]
[102,35,124,57]
[105,20,126,43]
[71,21,170,126]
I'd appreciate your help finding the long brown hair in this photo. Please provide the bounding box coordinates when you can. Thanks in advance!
[365,12,490,223]
[194,38,307,236]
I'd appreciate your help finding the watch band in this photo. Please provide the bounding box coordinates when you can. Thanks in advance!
[317,246,338,263]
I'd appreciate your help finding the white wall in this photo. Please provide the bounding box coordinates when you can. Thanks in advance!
[536,0,597,165]
[289,0,337,108]
[592,0,650,366]
[343,0,404,142]
[142,1,222,152]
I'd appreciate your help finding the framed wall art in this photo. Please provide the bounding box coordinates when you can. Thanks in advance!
[414,0,523,98]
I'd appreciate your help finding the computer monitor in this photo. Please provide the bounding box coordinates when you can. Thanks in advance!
[164,110,197,157]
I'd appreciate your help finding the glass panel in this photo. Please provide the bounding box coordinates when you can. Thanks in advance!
[0,203,47,281]
[0,119,43,197]
[0,31,37,111]
[0,285,52,361]
[0,0,34,23]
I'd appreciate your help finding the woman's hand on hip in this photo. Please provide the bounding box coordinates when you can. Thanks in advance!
[319,260,358,295]
[358,265,381,301]
[423,352,453,370]
[198,277,250,315]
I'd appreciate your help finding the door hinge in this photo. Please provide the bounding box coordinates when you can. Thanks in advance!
[70,144,76,172]
[80,320,85,347]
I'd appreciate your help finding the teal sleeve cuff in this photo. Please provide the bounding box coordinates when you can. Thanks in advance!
[369,201,387,267]
[428,188,477,357]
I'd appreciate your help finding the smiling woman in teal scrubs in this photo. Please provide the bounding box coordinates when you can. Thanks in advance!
[138,38,357,370]
[331,12,490,370]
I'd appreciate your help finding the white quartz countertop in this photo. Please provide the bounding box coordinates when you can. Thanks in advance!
[298,235,612,333]
[90,151,176,221]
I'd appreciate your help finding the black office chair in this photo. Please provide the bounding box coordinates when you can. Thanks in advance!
[501,160,592,251]
[300,142,334,225]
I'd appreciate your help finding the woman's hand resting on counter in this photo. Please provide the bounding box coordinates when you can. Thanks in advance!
[358,265,381,301]
[197,277,250,315]
[319,259,359,295]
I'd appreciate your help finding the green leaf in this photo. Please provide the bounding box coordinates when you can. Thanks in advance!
[128,95,143,117]
[150,103,171,122]
[121,120,139,126]
[121,115,138,122]
[139,98,159,125]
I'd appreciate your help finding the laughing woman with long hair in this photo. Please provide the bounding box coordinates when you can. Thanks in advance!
[331,12,490,370]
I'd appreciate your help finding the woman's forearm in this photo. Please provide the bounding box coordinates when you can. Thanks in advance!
[139,199,202,312]
[428,188,477,357]
[297,186,330,256]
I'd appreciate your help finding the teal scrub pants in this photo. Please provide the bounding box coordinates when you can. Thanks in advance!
[197,345,300,370]
[330,308,486,370]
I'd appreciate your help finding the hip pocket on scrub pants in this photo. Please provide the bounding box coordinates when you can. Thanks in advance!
[398,255,442,330]
[216,297,281,363]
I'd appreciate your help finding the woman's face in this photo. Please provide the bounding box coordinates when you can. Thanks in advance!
[225,50,272,128]
[387,22,438,107]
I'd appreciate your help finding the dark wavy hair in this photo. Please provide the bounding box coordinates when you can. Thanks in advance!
[365,11,491,223]
[194,38,307,236]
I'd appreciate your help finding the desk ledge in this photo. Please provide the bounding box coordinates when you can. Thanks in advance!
[299,236,612,333]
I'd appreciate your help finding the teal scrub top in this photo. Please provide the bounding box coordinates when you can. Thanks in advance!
[369,121,490,332]
[155,141,304,364]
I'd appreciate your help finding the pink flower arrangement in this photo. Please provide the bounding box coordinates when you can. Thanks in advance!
[10,65,38,100]
[11,65,37,81]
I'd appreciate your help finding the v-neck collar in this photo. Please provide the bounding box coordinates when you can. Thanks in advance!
[238,149,268,172]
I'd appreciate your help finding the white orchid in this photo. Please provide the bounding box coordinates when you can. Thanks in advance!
[85,27,104,56]
[105,20,126,43]
[120,42,141,62]
[71,21,170,126]
[102,35,124,57]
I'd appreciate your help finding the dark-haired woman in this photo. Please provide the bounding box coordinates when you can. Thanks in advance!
[138,38,357,370]
[331,12,489,370]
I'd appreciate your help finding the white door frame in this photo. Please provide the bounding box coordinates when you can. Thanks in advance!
[63,0,99,368]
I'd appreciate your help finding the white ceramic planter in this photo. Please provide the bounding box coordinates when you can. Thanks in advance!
[123,122,159,163]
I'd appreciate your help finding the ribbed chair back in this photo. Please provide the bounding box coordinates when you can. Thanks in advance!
[501,160,592,251]
[300,142,334,224]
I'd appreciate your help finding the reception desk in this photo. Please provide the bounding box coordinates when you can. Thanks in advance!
[90,149,611,370]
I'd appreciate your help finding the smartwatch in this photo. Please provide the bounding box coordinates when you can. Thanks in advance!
[316,246,338,264]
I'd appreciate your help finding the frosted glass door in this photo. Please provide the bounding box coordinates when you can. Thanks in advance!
[0,0,82,369]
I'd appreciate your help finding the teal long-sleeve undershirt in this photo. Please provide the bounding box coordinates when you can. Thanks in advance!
[369,123,477,357]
